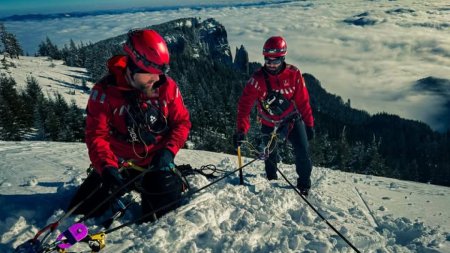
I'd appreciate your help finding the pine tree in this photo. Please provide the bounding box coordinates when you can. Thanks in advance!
[34,97,51,140]
[38,37,61,59]
[61,39,80,66]
[349,141,365,172]
[317,132,335,167]
[0,23,23,59]
[61,100,84,141]
[45,108,60,140]
[40,94,62,140]
[69,39,80,66]
[24,76,44,103]
[0,75,22,140]
[52,92,70,140]
[365,136,386,176]
[333,126,351,171]
[310,133,326,166]
[60,45,70,65]
[21,76,45,132]
[0,93,18,140]
[33,105,45,140]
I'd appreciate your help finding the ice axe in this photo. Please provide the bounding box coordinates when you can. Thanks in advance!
[237,146,244,185]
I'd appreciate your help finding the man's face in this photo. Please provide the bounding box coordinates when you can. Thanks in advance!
[127,68,160,96]
[264,57,283,72]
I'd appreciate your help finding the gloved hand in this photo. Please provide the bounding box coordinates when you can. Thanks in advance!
[151,148,175,171]
[233,132,246,148]
[305,126,315,141]
[102,166,126,194]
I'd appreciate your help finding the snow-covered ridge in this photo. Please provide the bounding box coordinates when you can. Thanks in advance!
[0,55,92,108]
[1,141,449,252]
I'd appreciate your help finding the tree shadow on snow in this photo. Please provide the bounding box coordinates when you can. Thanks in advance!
[38,75,83,91]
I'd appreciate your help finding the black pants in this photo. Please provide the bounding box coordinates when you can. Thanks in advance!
[261,118,312,189]
[67,168,183,221]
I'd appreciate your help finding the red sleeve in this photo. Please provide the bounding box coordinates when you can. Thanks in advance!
[293,70,314,127]
[163,80,191,155]
[236,76,260,134]
[85,86,118,174]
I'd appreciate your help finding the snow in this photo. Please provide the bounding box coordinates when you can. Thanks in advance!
[1,141,449,252]
[0,56,92,108]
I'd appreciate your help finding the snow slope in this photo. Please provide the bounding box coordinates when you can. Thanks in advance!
[1,141,449,252]
[0,55,92,108]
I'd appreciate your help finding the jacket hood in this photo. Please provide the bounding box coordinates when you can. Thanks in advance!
[107,55,134,91]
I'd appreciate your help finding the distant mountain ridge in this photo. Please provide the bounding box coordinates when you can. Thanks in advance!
[413,76,450,132]
[0,1,297,22]
[414,76,450,95]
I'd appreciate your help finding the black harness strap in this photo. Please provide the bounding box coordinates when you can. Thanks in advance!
[260,69,293,117]
[262,69,273,93]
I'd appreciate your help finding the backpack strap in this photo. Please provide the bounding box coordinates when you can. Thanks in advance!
[261,69,273,93]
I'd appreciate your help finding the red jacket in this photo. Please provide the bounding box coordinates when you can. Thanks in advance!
[85,55,191,174]
[237,64,313,133]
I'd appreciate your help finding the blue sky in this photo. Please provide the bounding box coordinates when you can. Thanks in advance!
[0,0,154,16]
[0,0,211,17]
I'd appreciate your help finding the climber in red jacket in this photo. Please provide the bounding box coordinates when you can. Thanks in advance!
[235,36,314,196]
[68,29,191,220]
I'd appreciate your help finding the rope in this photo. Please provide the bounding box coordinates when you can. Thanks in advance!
[255,125,361,253]
[102,158,258,235]
[77,168,151,223]
[276,167,361,253]
[32,184,103,245]
[240,126,279,160]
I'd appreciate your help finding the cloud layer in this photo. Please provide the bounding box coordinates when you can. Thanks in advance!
[4,0,450,131]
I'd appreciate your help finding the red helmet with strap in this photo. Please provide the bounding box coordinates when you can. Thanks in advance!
[262,36,287,57]
[123,29,170,75]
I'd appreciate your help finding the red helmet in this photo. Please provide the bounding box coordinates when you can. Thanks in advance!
[123,29,170,75]
[262,36,287,57]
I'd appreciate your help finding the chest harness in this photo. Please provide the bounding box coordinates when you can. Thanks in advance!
[99,75,169,158]
[259,69,299,124]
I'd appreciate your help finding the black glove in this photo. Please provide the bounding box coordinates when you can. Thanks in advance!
[305,126,315,141]
[233,132,246,148]
[151,148,175,171]
[102,166,126,194]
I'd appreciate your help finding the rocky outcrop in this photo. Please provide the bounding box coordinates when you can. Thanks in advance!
[343,12,383,26]
[83,17,235,79]
[233,45,249,74]
[152,17,233,66]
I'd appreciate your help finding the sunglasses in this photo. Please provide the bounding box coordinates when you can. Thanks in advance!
[127,29,170,74]
[263,48,287,54]
[264,57,284,65]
